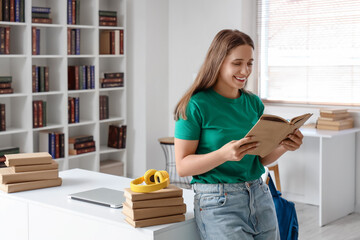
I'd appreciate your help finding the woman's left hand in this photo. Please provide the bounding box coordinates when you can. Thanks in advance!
[280,129,304,151]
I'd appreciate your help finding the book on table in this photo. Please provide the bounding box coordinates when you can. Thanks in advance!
[123,184,183,201]
[5,152,53,166]
[0,168,58,184]
[0,177,62,193]
[125,214,186,228]
[245,113,313,157]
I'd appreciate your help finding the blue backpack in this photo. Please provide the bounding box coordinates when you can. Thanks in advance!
[268,174,299,240]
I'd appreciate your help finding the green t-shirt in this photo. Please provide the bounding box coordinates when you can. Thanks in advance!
[175,88,265,184]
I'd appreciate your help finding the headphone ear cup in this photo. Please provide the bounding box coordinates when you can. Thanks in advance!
[144,169,157,185]
[155,170,169,183]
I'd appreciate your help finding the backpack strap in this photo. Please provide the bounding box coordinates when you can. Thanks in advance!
[268,173,279,197]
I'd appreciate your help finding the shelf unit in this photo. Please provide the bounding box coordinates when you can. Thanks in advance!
[0,0,127,176]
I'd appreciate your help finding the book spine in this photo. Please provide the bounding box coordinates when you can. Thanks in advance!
[0,27,5,54]
[90,65,95,89]
[99,11,117,17]
[70,98,75,123]
[5,27,10,54]
[81,65,86,89]
[32,18,52,24]
[0,82,11,88]
[69,135,93,144]
[45,66,49,91]
[72,0,75,25]
[35,66,39,92]
[74,97,79,123]
[36,29,40,55]
[101,82,123,88]
[42,101,46,126]
[67,0,72,24]
[73,141,95,149]
[120,29,124,55]
[32,7,51,13]
[71,29,75,54]
[55,133,60,159]
[0,0,2,21]
[40,66,45,92]
[32,65,36,92]
[75,0,80,25]
[0,76,12,82]
[60,133,65,158]
[86,66,91,90]
[3,0,9,21]
[0,104,5,131]
[104,72,124,79]
[122,125,127,148]
[33,101,38,128]
[75,29,80,55]
[32,12,49,18]
[38,100,43,128]
[14,0,19,22]
[99,16,117,22]
[67,28,71,55]
[19,0,24,22]
[9,0,14,22]
[50,132,56,159]
[74,65,79,90]
[32,27,36,55]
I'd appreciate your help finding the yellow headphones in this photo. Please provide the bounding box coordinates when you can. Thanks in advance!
[130,169,170,193]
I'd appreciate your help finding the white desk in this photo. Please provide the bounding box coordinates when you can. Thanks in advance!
[280,127,360,227]
[0,169,200,240]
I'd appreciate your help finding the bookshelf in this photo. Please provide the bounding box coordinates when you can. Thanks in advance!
[0,0,127,176]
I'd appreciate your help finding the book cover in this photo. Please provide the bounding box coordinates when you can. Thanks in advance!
[122,202,186,221]
[0,168,58,184]
[125,196,184,209]
[69,146,95,155]
[0,177,62,193]
[125,214,185,228]
[5,152,52,167]
[317,118,353,127]
[10,160,58,173]
[69,135,93,144]
[124,184,183,201]
[244,113,313,157]
[100,30,111,54]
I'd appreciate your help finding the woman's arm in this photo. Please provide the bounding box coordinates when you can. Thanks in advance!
[260,129,304,166]
[175,137,258,177]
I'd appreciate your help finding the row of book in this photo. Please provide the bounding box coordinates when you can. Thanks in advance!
[100,30,124,55]
[0,146,19,165]
[99,10,117,26]
[0,27,10,54]
[316,108,354,131]
[0,0,25,22]
[123,185,186,228]
[108,125,127,149]
[67,28,80,55]
[32,66,49,92]
[68,65,95,90]
[0,103,4,131]
[31,27,40,55]
[67,0,80,25]
[0,152,62,193]
[69,135,95,155]
[68,97,79,124]
[0,76,13,94]
[100,72,124,88]
[39,131,65,159]
[32,6,52,24]
[33,100,47,128]
[99,95,109,120]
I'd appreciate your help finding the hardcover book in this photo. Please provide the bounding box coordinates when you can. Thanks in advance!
[5,152,53,167]
[125,214,185,228]
[125,196,184,209]
[0,177,62,193]
[0,168,58,184]
[10,160,58,173]
[123,184,183,201]
[245,113,313,157]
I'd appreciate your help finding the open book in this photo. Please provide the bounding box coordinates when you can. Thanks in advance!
[245,113,313,157]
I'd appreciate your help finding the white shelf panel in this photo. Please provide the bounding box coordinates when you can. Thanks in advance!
[99,55,125,58]
[99,87,124,92]
[0,21,26,26]
[0,127,27,136]
[67,24,96,29]
[68,151,96,159]
[0,55,26,58]
[31,24,63,28]
[99,145,125,154]
[98,26,125,30]
[32,91,63,96]
[68,89,96,94]
[67,55,96,58]
[68,120,96,127]
[0,93,27,98]
[100,117,124,124]
[32,55,63,59]
[32,124,64,132]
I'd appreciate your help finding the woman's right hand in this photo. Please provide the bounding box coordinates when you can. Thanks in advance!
[218,137,259,162]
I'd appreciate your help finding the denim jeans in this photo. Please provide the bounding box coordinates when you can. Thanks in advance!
[193,178,280,240]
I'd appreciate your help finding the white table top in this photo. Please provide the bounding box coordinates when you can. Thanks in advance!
[300,127,360,138]
[0,168,196,234]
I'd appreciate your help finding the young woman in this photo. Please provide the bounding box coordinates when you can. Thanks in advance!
[174,29,303,240]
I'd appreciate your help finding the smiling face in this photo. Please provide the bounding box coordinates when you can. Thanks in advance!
[214,44,254,99]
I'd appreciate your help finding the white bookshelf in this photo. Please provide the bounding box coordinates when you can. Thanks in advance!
[0,0,127,176]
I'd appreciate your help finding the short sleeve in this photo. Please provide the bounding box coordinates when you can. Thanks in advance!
[175,100,202,140]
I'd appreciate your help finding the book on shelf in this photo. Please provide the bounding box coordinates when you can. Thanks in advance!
[100,72,124,88]
[69,146,95,155]
[67,0,80,25]
[31,27,41,55]
[67,28,80,55]
[32,100,47,128]
[108,125,127,149]
[122,202,186,221]
[99,30,124,55]
[0,27,10,55]
[0,103,5,131]
[10,160,58,173]
[0,168,58,184]
[244,113,313,157]
[69,135,94,144]
[125,214,185,228]
[124,184,183,202]
[32,6,52,24]
[69,140,95,150]
[99,95,109,120]
[32,66,49,92]
[0,177,62,193]
[5,152,53,167]
[125,196,184,209]
[39,131,65,159]
[68,65,95,90]
[0,146,20,162]
[0,0,25,23]
[68,135,95,155]
[0,76,13,94]
[99,10,117,26]
[68,97,79,123]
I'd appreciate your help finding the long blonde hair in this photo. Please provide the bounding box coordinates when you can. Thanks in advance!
[174,29,255,121]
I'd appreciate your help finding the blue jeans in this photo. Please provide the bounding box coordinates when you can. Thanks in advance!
[193,178,280,240]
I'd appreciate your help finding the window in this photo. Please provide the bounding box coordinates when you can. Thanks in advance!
[257,0,360,105]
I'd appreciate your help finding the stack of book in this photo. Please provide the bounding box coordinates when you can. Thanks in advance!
[33,100,47,128]
[100,72,124,88]
[99,30,124,55]
[32,66,49,92]
[99,10,117,26]
[0,27,10,54]
[0,76,13,94]
[122,185,186,228]
[0,0,25,22]
[0,152,62,193]
[108,125,127,149]
[0,147,20,168]
[68,97,79,123]
[316,108,354,131]
[69,135,95,155]
[32,6,52,24]
[39,131,65,159]
[31,27,40,55]
[0,103,5,131]
[99,95,109,120]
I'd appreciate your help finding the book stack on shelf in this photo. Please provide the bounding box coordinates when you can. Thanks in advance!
[0,27,10,54]
[0,147,20,168]
[99,30,124,55]
[0,0,25,22]
[0,103,4,131]
[67,0,80,25]
[316,109,354,131]
[31,27,40,55]
[69,135,95,155]
[32,6,52,24]
[68,65,95,90]
[108,125,127,149]
[0,76,13,94]
[99,95,109,120]
[32,66,49,92]
[0,152,62,193]
[68,97,79,123]
[122,185,186,228]
[33,100,47,128]
[100,72,124,88]
[67,28,80,55]
[39,131,65,159]
[99,10,117,26]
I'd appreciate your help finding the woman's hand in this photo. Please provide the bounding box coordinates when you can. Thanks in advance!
[219,137,259,162]
[280,129,304,151]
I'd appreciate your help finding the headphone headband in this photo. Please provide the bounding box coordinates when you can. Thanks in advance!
[130,169,170,193]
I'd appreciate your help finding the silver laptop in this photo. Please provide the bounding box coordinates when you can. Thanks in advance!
[68,187,125,208]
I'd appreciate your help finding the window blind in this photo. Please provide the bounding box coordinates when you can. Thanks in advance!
[257,0,360,105]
